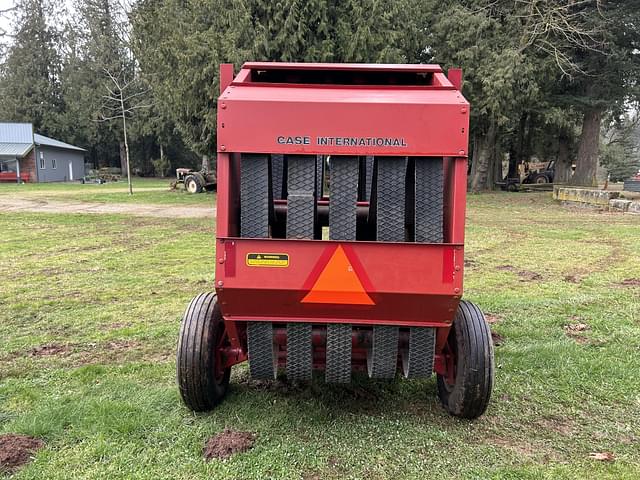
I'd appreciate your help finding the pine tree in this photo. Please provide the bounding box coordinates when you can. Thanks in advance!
[0,0,63,135]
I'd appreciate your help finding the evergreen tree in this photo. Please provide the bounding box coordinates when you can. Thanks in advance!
[0,0,63,136]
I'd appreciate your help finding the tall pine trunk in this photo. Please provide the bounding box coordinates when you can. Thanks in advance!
[470,121,497,192]
[554,133,572,183]
[570,108,602,187]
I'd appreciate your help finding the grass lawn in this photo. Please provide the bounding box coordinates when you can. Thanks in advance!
[0,178,215,206]
[1,193,639,479]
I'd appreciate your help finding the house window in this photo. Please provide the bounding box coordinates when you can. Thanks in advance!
[52,159,57,169]
[40,153,45,169]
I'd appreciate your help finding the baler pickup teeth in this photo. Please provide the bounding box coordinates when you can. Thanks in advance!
[367,326,400,379]
[247,322,277,380]
[325,324,353,383]
[286,323,313,381]
[402,327,436,378]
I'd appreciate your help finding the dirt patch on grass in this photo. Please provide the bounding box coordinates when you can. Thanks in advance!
[28,343,71,357]
[203,429,256,461]
[491,331,504,346]
[564,274,581,284]
[618,278,640,287]
[564,322,590,344]
[535,416,575,436]
[485,313,502,324]
[486,436,535,457]
[0,197,215,218]
[0,434,44,474]
[496,265,542,282]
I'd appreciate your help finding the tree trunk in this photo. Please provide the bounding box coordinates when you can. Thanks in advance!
[554,133,572,183]
[119,141,127,175]
[470,121,497,192]
[201,154,209,172]
[507,113,527,179]
[570,108,602,187]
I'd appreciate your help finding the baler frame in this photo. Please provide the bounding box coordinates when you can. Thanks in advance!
[177,62,494,419]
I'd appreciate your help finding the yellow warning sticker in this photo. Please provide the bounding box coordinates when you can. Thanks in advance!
[246,253,289,268]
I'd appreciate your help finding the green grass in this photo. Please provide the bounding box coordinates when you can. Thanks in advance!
[1,192,639,479]
[0,178,215,205]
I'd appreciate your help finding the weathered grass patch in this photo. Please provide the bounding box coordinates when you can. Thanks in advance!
[1,192,639,479]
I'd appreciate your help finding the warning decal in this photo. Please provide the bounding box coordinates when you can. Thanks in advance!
[246,253,289,267]
[301,245,374,305]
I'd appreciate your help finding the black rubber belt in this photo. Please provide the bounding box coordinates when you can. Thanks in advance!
[240,154,270,238]
[415,157,444,242]
[365,156,375,202]
[329,156,359,241]
[376,157,407,242]
[368,326,399,379]
[316,154,324,199]
[402,327,435,378]
[286,155,316,239]
[286,323,313,381]
[247,322,277,379]
[325,324,352,383]
[325,156,358,383]
[271,154,285,200]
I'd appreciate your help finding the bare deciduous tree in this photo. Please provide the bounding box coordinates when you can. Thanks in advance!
[98,67,151,195]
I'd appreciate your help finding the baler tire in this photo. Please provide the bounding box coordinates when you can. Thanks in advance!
[176,292,230,412]
[184,174,204,194]
[437,300,494,419]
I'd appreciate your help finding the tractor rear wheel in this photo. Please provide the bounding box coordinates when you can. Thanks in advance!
[437,300,494,419]
[184,174,204,193]
[177,292,230,411]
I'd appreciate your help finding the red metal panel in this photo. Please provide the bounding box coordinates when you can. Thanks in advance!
[218,87,469,156]
[219,63,234,93]
[215,238,462,327]
[242,62,443,73]
[447,68,463,91]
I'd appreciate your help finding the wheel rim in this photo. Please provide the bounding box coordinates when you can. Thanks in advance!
[213,322,228,383]
[441,327,458,390]
[186,180,197,193]
[536,176,547,184]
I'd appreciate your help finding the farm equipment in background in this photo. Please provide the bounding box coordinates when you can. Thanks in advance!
[176,62,494,419]
[498,160,556,191]
[81,168,121,184]
[623,171,640,193]
[173,167,217,193]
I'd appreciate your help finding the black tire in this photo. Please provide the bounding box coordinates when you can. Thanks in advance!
[533,174,549,184]
[177,292,230,411]
[506,182,519,192]
[184,174,204,193]
[437,300,494,419]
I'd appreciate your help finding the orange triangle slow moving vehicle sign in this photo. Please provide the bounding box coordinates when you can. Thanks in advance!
[301,245,374,305]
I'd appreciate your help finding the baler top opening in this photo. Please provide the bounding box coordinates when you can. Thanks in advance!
[250,67,433,87]
[231,62,457,90]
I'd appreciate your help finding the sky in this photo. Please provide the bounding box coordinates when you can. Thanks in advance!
[0,0,15,39]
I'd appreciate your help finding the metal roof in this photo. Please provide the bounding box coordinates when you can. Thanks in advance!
[34,133,86,152]
[0,123,33,143]
[0,143,33,158]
